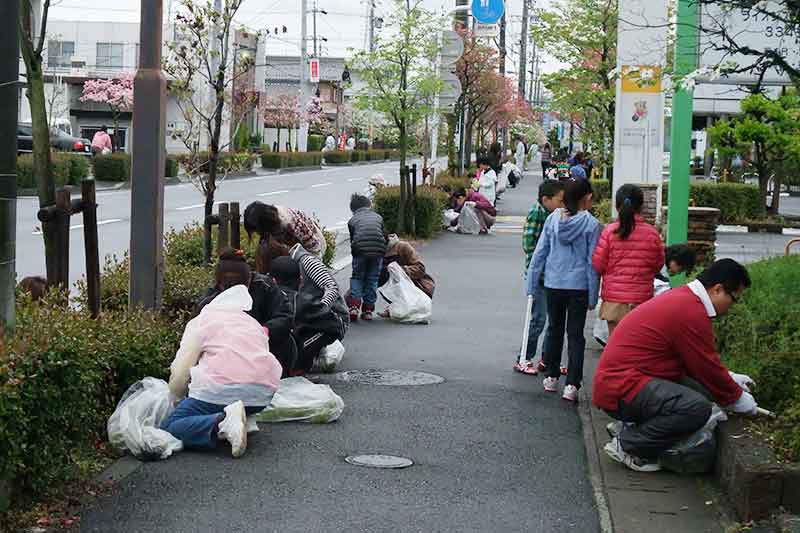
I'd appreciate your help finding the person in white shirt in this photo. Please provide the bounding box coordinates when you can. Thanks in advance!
[515,137,527,171]
[476,155,497,205]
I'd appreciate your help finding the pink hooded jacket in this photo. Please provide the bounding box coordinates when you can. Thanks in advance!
[592,215,665,304]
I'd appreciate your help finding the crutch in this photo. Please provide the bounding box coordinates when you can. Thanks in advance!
[518,295,534,366]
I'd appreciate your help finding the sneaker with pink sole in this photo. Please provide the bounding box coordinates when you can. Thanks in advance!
[543,377,559,392]
[562,384,579,402]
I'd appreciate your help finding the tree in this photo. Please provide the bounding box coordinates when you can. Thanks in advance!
[532,0,617,173]
[80,76,134,150]
[708,91,800,215]
[260,94,300,151]
[351,0,442,234]
[164,0,256,263]
[18,0,58,284]
[695,1,800,89]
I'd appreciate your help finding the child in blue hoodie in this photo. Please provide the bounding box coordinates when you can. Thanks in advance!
[527,179,601,402]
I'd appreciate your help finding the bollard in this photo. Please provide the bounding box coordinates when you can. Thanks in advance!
[55,187,72,290]
[230,202,241,250]
[218,203,230,251]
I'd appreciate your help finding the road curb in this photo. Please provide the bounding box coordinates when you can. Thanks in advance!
[578,398,615,533]
[717,224,800,236]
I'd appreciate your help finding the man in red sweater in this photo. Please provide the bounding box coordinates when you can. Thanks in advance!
[593,259,759,472]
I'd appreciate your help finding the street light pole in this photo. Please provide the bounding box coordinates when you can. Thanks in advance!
[298,0,310,151]
[666,0,698,252]
[0,0,20,332]
[130,0,166,310]
[519,0,529,97]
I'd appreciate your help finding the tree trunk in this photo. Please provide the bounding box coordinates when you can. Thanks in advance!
[447,115,456,173]
[204,85,226,264]
[464,118,475,170]
[398,125,407,234]
[768,176,781,216]
[26,57,58,283]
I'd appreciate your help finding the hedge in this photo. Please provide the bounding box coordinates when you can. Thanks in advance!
[323,151,352,164]
[93,153,131,182]
[662,182,763,223]
[260,151,323,169]
[165,156,180,178]
[716,255,800,460]
[373,185,449,238]
[590,179,611,202]
[308,134,325,152]
[174,151,257,176]
[16,154,86,188]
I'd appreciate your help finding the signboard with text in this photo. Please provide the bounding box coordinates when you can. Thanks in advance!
[474,23,499,38]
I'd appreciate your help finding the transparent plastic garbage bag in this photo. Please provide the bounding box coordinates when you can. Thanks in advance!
[378,262,432,324]
[257,377,344,424]
[659,404,728,474]
[107,377,183,461]
[312,340,345,373]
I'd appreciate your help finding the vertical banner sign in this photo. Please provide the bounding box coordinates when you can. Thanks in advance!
[613,0,669,219]
[310,58,320,84]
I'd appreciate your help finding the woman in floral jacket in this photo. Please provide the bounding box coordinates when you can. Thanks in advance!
[244,202,327,273]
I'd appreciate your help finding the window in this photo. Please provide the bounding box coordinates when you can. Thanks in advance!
[48,40,75,68]
[96,43,124,69]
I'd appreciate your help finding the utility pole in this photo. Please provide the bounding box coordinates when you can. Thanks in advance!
[498,13,507,148]
[298,0,310,151]
[312,0,319,57]
[130,0,166,310]
[367,1,376,146]
[667,0,698,250]
[518,0,529,97]
[208,0,222,150]
[0,0,19,332]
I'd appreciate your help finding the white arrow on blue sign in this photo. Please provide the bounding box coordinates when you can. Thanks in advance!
[471,0,505,24]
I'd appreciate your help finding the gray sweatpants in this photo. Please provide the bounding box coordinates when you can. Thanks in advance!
[608,378,712,459]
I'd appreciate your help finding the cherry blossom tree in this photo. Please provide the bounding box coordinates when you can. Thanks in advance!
[80,75,134,150]
[260,94,300,151]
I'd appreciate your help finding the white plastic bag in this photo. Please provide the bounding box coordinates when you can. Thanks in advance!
[379,262,432,324]
[456,202,481,235]
[313,340,345,373]
[107,378,183,461]
[593,300,609,347]
[257,377,344,423]
[442,209,460,228]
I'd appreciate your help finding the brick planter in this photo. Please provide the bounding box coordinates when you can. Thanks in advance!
[716,417,800,521]
[662,206,720,265]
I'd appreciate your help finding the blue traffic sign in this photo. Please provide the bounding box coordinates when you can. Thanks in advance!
[471,0,505,24]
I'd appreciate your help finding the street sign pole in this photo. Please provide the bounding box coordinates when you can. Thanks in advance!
[666,0,698,253]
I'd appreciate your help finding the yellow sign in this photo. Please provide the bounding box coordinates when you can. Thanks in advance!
[621,65,663,93]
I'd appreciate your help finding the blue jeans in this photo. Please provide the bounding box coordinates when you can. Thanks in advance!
[543,288,589,387]
[350,255,383,307]
[524,282,549,360]
[161,398,265,450]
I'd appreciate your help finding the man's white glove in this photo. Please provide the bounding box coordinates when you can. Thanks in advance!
[729,390,758,416]
[168,392,181,407]
[729,371,756,393]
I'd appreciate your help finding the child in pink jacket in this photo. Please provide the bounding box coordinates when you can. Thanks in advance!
[592,184,664,337]
[162,249,283,458]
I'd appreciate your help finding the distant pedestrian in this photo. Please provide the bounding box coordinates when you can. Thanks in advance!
[540,142,552,180]
[570,152,587,179]
[592,184,665,338]
[515,136,527,171]
[323,133,336,152]
[515,180,565,375]
[346,136,356,151]
[527,179,601,402]
[17,276,48,302]
[347,194,387,322]
[475,155,497,205]
[91,125,113,155]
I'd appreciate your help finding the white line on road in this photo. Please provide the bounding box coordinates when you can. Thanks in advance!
[311,182,333,188]
[175,201,223,211]
[258,190,290,197]
[347,178,363,182]
[31,218,122,235]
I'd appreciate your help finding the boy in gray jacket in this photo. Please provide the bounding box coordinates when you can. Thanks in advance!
[347,194,387,321]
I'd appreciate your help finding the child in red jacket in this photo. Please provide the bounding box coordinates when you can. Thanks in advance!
[592,184,664,337]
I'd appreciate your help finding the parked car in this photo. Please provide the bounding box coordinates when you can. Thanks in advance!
[17,122,92,156]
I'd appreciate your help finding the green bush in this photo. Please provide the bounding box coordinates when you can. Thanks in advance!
[591,198,613,224]
[308,134,325,152]
[374,185,449,238]
[662,182,763,223]
[0,296,181,500]
[591,179,611,202]
[165,156,180,178]
[174,151,255,175]
[55,154,91,184]
[16,154,73,188]
[322,229,336,268]
[260,151,323,169]
[261,151,283,169]
[351,150,365,163]
[93,153,131,182]
[716,255,800,459]
[434,174,471,193]
[324,151,351,164]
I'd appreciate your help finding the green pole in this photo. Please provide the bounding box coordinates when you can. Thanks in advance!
[667,0,698,284]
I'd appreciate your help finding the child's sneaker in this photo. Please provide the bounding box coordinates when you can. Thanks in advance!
[560,366,568,376]
[349,305,360,322]
[361,310,374,321]
[562,384,579,402]
[537,360,547,373]
[604,437,661,472]
[543,376,559,392]
[513,361,537,375]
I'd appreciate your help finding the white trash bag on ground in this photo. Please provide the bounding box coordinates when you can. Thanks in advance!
[456,202,481,235]
[107,377,183,461]
[312,340,346,373]
[257,377,344,423]
[442,209,460,228]
[379,262,433,324]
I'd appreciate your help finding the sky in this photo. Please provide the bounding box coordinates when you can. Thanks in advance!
[47,0,558,75]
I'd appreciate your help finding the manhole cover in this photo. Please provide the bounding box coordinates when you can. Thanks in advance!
[345,454,414,469]
[333,369,445,386]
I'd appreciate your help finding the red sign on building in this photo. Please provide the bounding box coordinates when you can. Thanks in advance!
[309,58,320,84]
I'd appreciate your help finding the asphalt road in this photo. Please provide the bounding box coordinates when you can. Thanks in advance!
[14,161,404,286]
[78,170,601,533]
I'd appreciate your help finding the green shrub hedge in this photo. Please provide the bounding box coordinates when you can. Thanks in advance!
[93,153,131,182]
[174,151,256,175]
[308,134,325,152]
[323,151,351,164]
[716,255,800,460]
[591,179,611,202]
[16,154,84,188]
[662,182,763,223]
[0,295,181,501]
[165,156,180,178]
[260,151,323,169]
[374,185,449,238]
